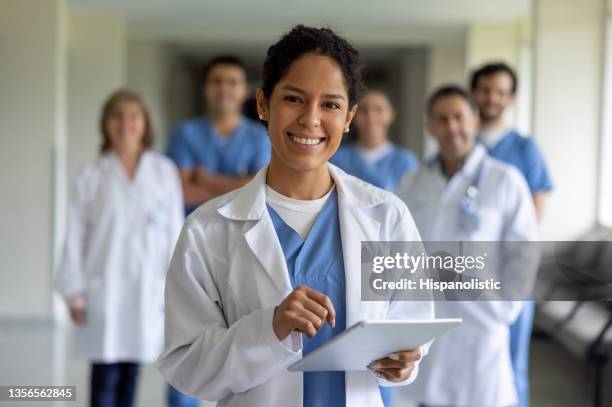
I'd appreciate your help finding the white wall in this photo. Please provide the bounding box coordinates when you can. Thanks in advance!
[66,14,126,186]
[424,38,468,156]
[598,5,612,227]
[467,21,521,69]
[0,0,67,319]
[427,40,468,93]
[126,40,175,150]
[533,0,605,239]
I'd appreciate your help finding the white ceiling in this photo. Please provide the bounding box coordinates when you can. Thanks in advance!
[68,0,532,45]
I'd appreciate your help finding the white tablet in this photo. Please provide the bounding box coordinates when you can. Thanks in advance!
[287,318,462,372]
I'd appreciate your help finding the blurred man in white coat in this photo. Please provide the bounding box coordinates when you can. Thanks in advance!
[397,85,538,407]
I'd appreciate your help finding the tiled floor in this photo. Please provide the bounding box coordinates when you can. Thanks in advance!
[0,321,609,407]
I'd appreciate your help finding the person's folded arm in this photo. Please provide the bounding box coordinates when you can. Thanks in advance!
[194,167,254,196]
[177,168,216,206]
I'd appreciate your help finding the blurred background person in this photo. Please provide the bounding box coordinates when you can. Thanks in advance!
[471,62,554,407]
[330,89,418,192]
[167,55,271,216]
[470,63,552,220]
[55,89,184,407]
[3,1,611,406]
[397,86,538,407]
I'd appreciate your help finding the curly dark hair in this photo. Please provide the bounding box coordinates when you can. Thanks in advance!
[261,25,364,108]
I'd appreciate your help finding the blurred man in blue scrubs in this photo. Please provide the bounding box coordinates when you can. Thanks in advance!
[165,56,270,406]
[167,55,271,216]
[471,62,553,407]
[330,89,418,192]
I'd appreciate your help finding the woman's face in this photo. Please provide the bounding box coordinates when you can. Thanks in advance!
[257,53,357,173]
[354,91,394,147]
[106,100,146,155]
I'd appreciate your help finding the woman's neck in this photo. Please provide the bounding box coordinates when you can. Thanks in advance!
[209,112,241,137]
[356,135,387,150]
[266,158,334,200]
[114,148,142,179]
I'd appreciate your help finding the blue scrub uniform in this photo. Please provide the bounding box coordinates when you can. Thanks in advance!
[330,143,418,191]
[483,130,553,407]
[486,130,553,194]
[167,116,271,214]
[268,189,346,407]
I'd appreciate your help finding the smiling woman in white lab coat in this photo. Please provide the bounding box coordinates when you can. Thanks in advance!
[156,25,434,407]
[397,86,538,407]
[55,89,184,407]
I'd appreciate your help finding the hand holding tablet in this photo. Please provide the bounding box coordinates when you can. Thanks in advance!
[288,319,462,372]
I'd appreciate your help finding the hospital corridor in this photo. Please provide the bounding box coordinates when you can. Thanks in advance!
[2,1,612,406]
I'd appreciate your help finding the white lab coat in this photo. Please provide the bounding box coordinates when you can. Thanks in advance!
[396,144,538,407]
[156,163,435,407]
[55,151,184,363]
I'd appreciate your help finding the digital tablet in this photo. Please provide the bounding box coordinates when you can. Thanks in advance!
[287,318,462,372]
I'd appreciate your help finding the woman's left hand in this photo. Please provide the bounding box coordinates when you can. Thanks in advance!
[367,347,421,382]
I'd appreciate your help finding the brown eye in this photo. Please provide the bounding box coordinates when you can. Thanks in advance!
[323,102,340,110]
[284,95,302,104]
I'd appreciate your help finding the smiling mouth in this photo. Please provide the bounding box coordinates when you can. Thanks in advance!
[287,132,325,146]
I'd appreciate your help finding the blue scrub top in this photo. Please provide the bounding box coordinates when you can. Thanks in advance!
[329,143,418,191]
[167,116,271,214]
[483,130,553,194]
[267,189,346,407]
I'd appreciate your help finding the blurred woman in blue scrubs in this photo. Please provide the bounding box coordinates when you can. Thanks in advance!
[330,89,418,191]
[56,89,184,407]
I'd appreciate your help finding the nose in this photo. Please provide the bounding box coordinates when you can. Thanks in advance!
[446,118,461,135]
[298,101,321,129]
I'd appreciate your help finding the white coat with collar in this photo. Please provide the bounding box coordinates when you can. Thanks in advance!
[396,144,538,407]
[55,151,184,363]
[156,163,435,407]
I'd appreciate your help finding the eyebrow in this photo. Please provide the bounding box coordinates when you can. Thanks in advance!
[281,85,346,101]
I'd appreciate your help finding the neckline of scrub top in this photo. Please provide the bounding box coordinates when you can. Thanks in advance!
[478,126,511,150]
[355,141,394,165]
[201,115,246,146]
[267,188,342,284]
[352,142,397,168]
[487,129,521,155]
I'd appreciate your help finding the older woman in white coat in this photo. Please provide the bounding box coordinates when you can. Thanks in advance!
[157,25,434,407]
[56,89,184,407]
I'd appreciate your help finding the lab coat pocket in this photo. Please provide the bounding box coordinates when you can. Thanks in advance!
[145,197,170,228]
[467,207,503,239]
[144,197,172,270]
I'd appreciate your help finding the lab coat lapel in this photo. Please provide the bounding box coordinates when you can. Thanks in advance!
[244,215,293,296]
[217,166,293,296]
[330,165,382,327]
[338,204,380,327]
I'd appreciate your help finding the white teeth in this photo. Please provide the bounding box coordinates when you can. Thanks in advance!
[289,134,323,145]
